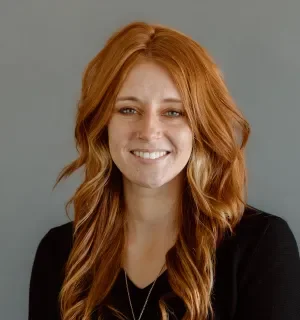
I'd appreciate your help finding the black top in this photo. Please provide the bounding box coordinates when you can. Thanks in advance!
[28,206,300,320]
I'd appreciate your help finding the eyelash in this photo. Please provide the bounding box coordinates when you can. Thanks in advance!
[118,107,183,117]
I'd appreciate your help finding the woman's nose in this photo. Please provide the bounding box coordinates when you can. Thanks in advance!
[137,113,162,141]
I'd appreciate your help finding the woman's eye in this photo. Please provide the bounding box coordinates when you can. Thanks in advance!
[119,107,137,114]
[165,110,183,117]
[118,108,183,117]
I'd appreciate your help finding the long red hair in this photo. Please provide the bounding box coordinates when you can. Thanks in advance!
[53,21,251,320]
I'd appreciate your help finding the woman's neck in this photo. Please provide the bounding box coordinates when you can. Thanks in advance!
[122,174,183,245]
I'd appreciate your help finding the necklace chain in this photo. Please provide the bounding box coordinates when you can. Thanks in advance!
[124,263,166,320]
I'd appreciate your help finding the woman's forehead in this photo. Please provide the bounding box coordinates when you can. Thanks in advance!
[116,61,182,102]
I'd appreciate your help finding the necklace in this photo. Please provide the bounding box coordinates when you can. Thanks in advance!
[124,263,166,320]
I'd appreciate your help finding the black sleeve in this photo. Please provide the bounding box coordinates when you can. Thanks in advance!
[234,216,300,320]
[28,229,61,320]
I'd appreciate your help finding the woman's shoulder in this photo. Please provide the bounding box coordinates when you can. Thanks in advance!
[235,205,297,245]
[46,220,74,243]
[216,206,300,318]
[223,205,299,275]
[34,220,74,268]
[29,221,74,319]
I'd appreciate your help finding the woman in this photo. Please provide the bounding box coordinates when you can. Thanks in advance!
[28,21,300,320]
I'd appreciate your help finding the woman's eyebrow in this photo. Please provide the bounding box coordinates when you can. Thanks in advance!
[116,96,182,103]
[116,96,140,102]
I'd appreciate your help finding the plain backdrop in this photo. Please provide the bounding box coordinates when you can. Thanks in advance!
[0,0,299,319]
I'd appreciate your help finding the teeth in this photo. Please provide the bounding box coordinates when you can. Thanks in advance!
[132,151,168,159]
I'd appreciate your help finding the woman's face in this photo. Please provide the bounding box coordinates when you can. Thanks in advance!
[107,61,193,189]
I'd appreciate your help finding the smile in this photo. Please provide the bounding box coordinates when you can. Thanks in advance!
[130,150,170,160]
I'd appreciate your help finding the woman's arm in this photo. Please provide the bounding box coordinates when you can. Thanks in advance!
[233,216,300,319]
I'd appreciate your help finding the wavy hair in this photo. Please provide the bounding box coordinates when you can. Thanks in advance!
[53,21,251,320]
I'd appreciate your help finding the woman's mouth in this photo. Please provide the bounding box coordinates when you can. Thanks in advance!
[130,150,171,161]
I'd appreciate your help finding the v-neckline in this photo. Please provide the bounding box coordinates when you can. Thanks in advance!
[121,267,168,291]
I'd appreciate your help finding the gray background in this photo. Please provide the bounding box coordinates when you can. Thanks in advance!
[1,0,299,318]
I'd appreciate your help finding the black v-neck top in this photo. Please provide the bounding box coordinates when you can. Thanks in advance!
[28,206,300,320]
